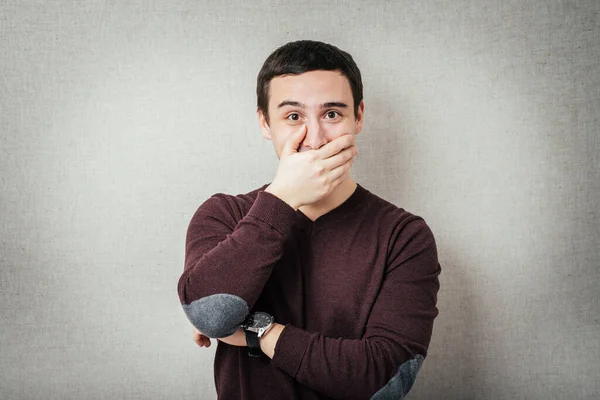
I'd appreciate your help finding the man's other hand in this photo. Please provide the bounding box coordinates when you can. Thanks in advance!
[193,328,212,348]
[193,327,247,348]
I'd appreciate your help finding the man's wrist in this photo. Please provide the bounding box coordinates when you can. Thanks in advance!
[265,185,300,210]
[259,321,275,338]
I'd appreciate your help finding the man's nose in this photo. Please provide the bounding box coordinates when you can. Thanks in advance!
[301,120,328,151]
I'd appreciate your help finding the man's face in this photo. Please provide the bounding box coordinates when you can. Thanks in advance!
[258,70,364,158]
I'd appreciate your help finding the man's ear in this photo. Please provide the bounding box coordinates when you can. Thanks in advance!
[257,109,272,140]
[354,101,365,134]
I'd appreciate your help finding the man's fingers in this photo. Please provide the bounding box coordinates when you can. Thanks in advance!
[193,328,212,348]
[282,124,306,156]
[195,335,211,348]
[316,133,355,159]
[318,138,357,172]
[322,156,352,192]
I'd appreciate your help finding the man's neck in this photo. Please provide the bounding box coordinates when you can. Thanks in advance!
[298,177,358,222]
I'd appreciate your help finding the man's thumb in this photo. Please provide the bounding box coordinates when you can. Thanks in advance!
[283,125,306,155]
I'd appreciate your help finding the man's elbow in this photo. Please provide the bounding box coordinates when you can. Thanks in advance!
[181,293,249,338]
[369,354,425,400]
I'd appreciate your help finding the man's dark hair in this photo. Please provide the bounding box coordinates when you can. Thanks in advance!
[257,40,363,124]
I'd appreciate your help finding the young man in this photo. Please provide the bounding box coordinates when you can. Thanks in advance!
[177,40,441,400]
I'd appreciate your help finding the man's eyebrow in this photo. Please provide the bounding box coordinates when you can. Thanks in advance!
[277,100,304,108]
[322,102,348,108]
[276,100,349,109]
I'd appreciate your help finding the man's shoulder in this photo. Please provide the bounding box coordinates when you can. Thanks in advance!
[359,186,437,258]
[210,183,269,206]
[192,183,270,221]
[359,185,423,228]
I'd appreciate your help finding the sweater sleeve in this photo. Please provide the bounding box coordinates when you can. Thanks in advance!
[271,218,441,400]
[177,190,297,338]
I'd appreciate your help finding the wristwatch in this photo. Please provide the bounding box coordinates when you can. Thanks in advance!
[240,312,274,357]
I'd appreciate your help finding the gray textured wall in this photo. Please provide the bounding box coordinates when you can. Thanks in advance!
[1,1,598,399]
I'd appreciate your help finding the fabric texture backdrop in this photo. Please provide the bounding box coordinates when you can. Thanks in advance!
[1,0,598,399]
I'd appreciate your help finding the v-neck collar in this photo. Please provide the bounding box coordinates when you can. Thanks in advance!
[259,182,367,230]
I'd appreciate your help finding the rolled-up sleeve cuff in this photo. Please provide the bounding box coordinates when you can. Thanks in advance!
[271,324,313,378]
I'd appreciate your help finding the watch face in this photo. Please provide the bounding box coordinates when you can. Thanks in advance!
[251,312,272,329]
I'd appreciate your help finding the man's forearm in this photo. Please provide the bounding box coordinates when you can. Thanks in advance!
[178,191,298,338]
[206,322,285,350]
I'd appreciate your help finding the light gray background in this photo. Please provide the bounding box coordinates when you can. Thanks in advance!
[1,1,598,399]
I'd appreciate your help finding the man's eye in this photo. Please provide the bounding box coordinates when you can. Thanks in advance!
[325,111,340,119]
[286,113,300,121]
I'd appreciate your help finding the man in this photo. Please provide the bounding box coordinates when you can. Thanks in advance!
[177,40,441,399]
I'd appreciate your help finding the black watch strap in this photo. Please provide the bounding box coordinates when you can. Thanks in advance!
[245,330,262,357]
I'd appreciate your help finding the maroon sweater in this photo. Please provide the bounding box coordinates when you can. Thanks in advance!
[177,183,440,400]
